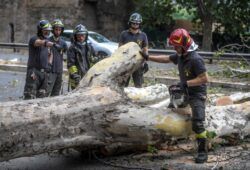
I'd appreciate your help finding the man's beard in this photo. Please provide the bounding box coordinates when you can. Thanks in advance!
[177,53,182,57]
[176,48,187,56]
[131,26,139,31]
[43,35,50,39]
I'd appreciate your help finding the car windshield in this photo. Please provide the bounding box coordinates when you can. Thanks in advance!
[89,32,110,43]
[61,32,72,41]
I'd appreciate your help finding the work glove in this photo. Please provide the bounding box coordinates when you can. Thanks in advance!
[70,73,81,84]
[142,62,149,73]
[53,43,64,52]
[139,51,149,61]
[47,63,52,72]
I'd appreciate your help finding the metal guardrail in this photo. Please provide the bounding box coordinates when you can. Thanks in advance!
[148,49,250,61]
[0,42,250,61]
[0,43,28,49]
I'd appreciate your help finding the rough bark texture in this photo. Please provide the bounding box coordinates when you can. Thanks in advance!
[196,0,213,51]
[0,42,249,162]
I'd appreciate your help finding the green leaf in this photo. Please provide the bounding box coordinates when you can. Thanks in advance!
[207,131,217,139]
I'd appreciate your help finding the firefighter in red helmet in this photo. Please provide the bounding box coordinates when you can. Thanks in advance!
[141,28,209,164]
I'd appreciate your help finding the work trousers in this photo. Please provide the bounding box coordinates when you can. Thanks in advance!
[48,72,63,96]
[23,68,49,99]
[188,96,206,134]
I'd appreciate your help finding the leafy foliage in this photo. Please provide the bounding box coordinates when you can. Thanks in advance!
[176,0,250,36]
[132,0,249,50]
[147,145,158,154]
[215,0,249,35]
[133,0,175,29]
[207,131,217,139]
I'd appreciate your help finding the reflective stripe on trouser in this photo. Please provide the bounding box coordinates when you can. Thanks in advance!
[69,77,80,90]
[196,130,207,139]
[68,65,78,74]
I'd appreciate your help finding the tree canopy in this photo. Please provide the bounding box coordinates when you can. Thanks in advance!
[133,0,175,29]
[176,0,250,36]
[133,0,250,50]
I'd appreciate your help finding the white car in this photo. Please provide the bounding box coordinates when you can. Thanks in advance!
[61,29,118,60]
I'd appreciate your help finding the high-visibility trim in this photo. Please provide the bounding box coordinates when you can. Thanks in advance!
[43,23,51,29]
[53,21,63,27]
[196,131,207,139]
[69,78,77,88]
[173,37,182,44]
[68,66,78,74]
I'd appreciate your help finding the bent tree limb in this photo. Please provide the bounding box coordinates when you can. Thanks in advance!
[0,42,249,162]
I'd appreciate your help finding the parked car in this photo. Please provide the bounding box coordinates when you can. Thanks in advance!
[61,29,118,62]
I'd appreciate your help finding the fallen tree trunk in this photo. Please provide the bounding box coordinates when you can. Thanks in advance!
[0,42,249,162]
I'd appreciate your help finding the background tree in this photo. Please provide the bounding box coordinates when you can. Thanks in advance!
[176,0,250,51]
[133,0,175,48]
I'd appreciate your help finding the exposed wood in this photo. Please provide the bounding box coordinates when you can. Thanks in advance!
[0,42,249,162]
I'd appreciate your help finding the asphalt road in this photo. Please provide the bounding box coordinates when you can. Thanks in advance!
[0,151,117,170]
[0,70,25,101]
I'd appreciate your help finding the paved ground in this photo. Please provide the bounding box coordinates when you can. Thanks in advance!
[0,139,249,170]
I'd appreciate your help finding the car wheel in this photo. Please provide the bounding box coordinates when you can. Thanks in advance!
[91,51,109,65]
[97,51,108,60]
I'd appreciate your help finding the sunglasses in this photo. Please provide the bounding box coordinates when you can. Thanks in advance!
[131,22,140,25]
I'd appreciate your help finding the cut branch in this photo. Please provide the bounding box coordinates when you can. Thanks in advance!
[0,42,249,162]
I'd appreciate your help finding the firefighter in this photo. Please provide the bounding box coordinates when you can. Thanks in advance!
[47,19,67,96]
[119,12,149,88]
[23,20,55,99]
[143,28,209,163]
[67,24,94,90]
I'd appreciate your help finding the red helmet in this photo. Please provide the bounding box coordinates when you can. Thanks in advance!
[169,28,193,52]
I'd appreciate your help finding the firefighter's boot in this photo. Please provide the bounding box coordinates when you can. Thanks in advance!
[195,138,208,163]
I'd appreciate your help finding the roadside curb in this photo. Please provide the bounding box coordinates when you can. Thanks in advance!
[0,64,249,90]
[0,64,68,74]
[0,64,27,72]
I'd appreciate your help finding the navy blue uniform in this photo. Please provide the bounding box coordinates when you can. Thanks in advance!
[23,36,50,99]
[119,30,148,87]
[27,36,50,70]
[170,51,207,134]
[119,30,148,49]
[47,36,67,96]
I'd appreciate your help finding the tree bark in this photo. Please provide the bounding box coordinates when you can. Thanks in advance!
[202,16,213,51]
[0,42,249,162]
[196,0,213,51]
